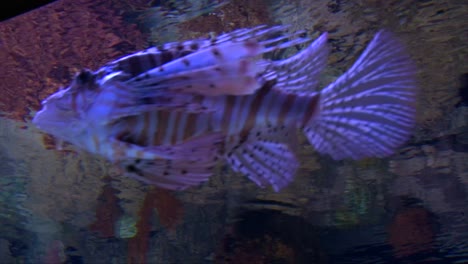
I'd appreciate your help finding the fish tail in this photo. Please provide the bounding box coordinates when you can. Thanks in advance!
[303,31,417,160]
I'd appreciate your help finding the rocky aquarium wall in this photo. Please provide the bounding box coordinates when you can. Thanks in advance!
[0,0,466,263]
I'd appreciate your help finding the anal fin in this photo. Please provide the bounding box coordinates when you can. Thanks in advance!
[225,126,299,191]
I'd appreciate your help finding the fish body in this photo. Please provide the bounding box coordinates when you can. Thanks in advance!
[33,25,416,191]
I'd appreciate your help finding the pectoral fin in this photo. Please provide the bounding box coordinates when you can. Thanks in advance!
[121,157,218,191]
[114,133,224,190]
[108,133,223,162]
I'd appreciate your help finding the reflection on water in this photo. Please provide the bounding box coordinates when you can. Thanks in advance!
[0,0,467,263]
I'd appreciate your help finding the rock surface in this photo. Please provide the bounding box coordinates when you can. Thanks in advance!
[0,0,466,262]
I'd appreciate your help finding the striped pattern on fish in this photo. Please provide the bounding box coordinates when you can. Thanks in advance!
[112,84,320,147]
[32,26,417,191]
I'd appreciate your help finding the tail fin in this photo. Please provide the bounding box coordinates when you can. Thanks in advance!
[304,31,417,160]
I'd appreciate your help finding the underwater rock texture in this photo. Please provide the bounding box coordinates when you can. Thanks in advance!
[0,0,146,121]
[0,0,466,263]
[388,206,436,258]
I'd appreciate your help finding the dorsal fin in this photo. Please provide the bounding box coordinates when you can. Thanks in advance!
[271,32,329,93]
[124,26,309,97]
[97,25,293,82]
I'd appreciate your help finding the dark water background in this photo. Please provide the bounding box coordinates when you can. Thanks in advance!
[0,0,466,263]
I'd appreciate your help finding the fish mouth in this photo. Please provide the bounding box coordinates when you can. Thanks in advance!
[32,117,62,133]
[32,107,70,131]
[31,108,47,128]
[32,118,64,130]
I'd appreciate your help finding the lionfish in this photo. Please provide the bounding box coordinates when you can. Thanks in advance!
[32,25,416,191]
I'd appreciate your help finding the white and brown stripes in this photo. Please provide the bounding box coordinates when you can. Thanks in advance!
[109,84,321,150]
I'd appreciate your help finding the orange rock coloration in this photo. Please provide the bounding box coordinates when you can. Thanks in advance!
[89,181,123,238]
[0,0,145,122]
[388,207,435,258]
[128,187,184,264]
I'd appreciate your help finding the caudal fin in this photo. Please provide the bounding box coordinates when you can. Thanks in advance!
[304,31,417,160]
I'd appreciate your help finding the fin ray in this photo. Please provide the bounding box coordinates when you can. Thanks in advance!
[125,26,310,96]
[304,31,417,160]
[225,127,299,191]
[134,59,266,96]
[98,25,279,81]
[271,32,329,93]
[118,133,223,190]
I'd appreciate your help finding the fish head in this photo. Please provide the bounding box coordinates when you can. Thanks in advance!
[33,69,100,145]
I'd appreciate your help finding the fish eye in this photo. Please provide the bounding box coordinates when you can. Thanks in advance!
[75,69,96,88]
